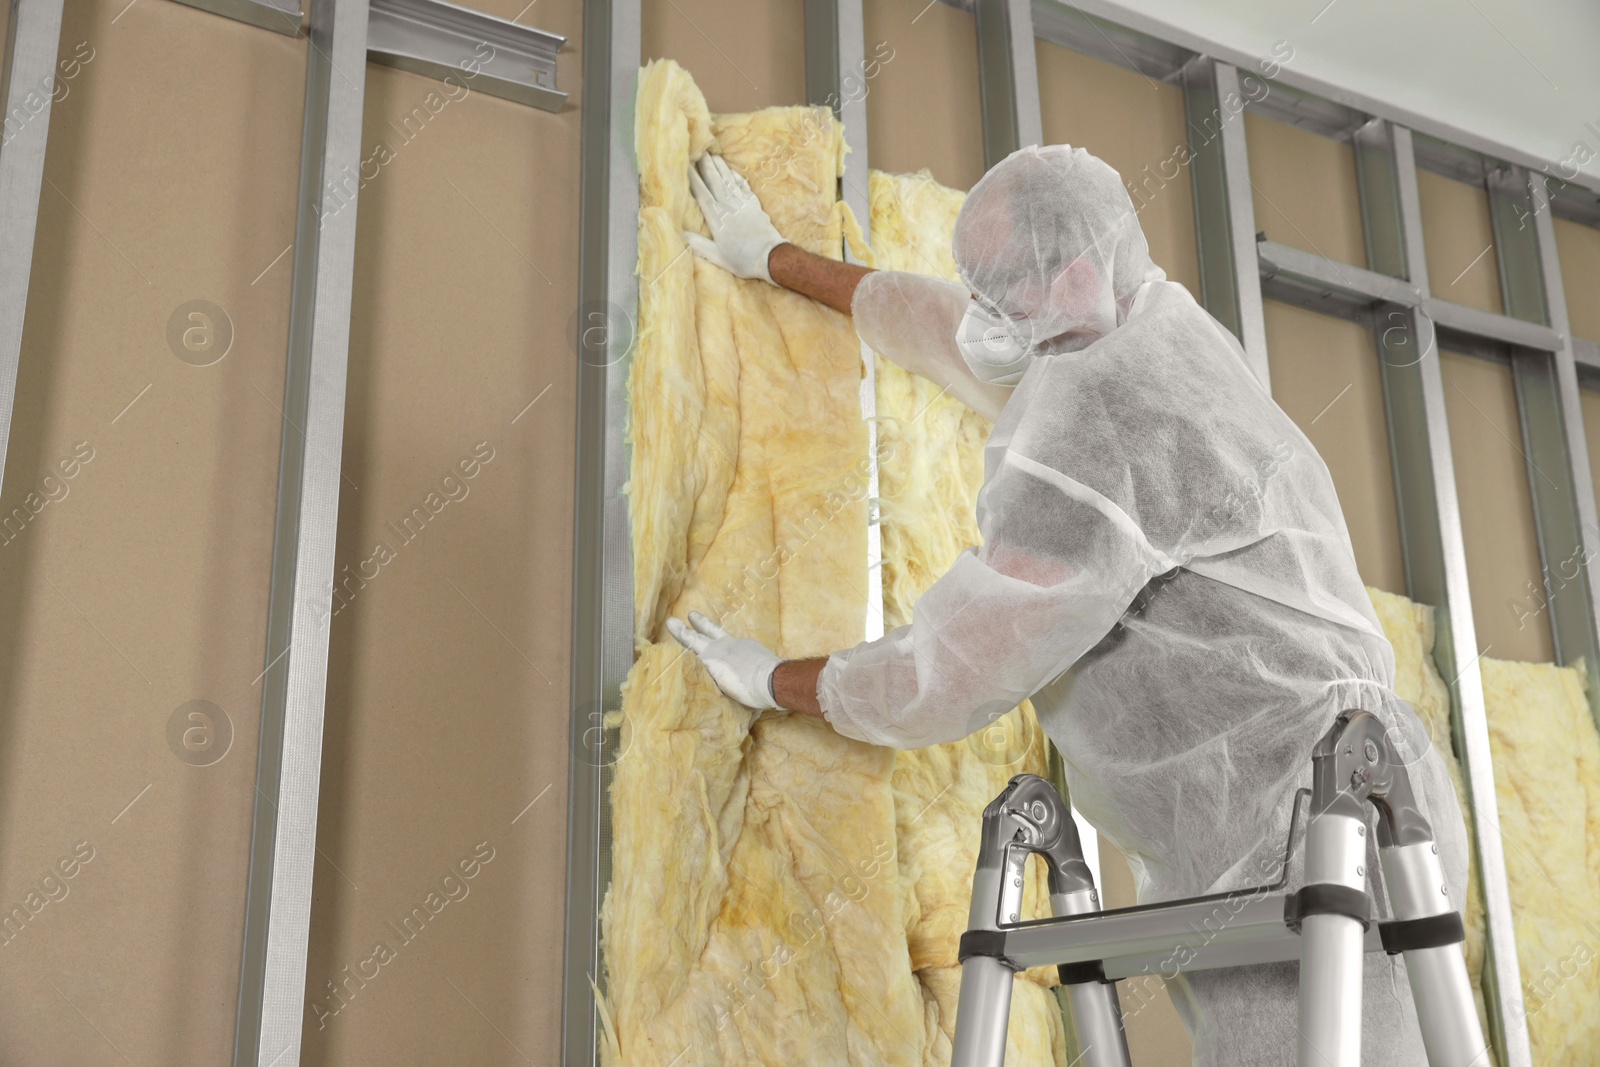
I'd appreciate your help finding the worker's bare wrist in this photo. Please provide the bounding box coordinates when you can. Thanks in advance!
[772,657,827,718]
[765,241,797,285]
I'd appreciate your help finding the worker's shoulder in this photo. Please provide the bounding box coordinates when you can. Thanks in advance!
[1057,289,1257,405]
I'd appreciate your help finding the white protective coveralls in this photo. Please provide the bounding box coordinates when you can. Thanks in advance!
[818,145,1473,1064]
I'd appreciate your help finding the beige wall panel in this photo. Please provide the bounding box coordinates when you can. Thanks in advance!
[300,17,582,1063]
[1035,38,1200,297]
[1582,384,1600,508]
[0,1,304,1063]
[641,0,805,114]
[1440,351,1554,664]
[1264,301,1406,594]
[1417,169,1505,315]
[1554,215,1600,343]
[1245,112,1367,269]
[863,0,985,192]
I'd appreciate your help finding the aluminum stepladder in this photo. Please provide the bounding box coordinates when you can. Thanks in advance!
[950,710,1490,1067]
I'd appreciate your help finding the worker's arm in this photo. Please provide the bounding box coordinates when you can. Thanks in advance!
[814,435,1170,749]
[766,243,872,316]
[684,155,1014,420]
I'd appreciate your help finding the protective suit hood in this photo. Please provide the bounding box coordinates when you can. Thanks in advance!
[952,144,1166,380]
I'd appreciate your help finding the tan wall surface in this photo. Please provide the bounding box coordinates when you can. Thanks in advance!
[300,0,583,1061]
[1554,214,1600,343]
[864,0,985,192]
[641,0,805,114]
[0,1,304,1062]
[1264,301,1406,595]
[1417,169,1505,315]
[1035,37,1200,297]
[1245,112,1367,269]
[1440,351,1555,664]
[1582,383,1600,510]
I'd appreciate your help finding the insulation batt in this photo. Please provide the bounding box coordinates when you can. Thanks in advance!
[1370,587,1600,1064]
[601,61,1064,1066]
[1477,656,1600,1065]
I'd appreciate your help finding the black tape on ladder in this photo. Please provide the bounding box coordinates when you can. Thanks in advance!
[1284,883,1370,933]
[1378,913,1466,955]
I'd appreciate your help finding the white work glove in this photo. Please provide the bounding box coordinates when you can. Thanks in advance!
[684,154,786,284]
[666,611,782,710]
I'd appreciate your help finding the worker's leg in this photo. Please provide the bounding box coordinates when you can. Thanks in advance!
[1169,954,1429,1067]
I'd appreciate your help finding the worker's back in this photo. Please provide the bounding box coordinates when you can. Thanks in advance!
[1020,279,1471,1065]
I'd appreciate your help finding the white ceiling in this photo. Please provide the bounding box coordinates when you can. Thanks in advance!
[1080,0,1600,181]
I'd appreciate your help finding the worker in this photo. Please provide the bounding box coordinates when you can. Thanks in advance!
[667,146,1471,1065]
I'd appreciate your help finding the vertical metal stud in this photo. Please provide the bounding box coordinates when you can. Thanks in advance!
[805,0,881,640]
[1486,167,1600,710]
[233,0,371,1063]
[1524,173,1600,728]
[0,0,65,500]
[564,0,640,1063]
[975,0,1042,167]
[1181,57,1268,388]
[1356,120,1533,1067]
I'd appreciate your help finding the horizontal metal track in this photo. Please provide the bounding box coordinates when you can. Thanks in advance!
[368,0,567,111]
[1028,0,1191,83]
[1424,297,1561,353]
[1257,239,1420,307]
[167,0,569,110]
[1255,239,1563,353]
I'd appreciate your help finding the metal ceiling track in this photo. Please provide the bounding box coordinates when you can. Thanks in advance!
[173,0,570,111]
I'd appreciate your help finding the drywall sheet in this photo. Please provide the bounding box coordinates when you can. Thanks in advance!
[640,0,806,114]
[1265,300,1406,595]
[299,0,585,1055]
[1417,169,1505,316]
[1440,350,1554,665]
[1245,112,1368,269]
[1478,656,1600,1066]
[603,60,1064,1066]
[1554,215,1600,344]
[0,2,302,1061]
[863,0,986,194]
[1581,385,1600,509]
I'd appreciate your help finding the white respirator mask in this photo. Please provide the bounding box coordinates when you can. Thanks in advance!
[956,299,1034,385]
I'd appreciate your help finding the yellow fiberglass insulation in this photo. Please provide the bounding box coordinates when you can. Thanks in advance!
[1478,656,1600,1065]
[601,61,1064,1067]
[1369,587,1600,1064]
